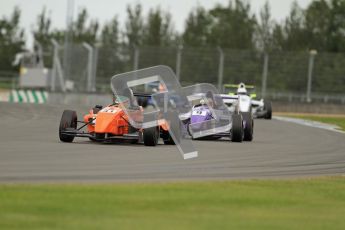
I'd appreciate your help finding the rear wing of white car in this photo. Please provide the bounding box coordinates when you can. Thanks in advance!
[221,94,238,104]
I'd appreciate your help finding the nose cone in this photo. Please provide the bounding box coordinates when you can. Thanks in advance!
[95,107,123,133]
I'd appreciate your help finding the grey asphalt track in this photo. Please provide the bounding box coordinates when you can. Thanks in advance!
[0,102,344,183]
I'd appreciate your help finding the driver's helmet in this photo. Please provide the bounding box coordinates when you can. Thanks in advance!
[237,83,247,95]
[200,99,207,105]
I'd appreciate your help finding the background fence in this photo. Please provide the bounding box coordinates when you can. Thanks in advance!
[1,42,345,104]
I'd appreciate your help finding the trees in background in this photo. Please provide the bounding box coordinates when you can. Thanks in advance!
[143,7,175,46]
[0,7,25,71]
[207,0,256,49]
[124,3,144,48]
[255,1,274,52]
[6,0,345,54]
[123,4,176,47]
[72,8,99,44]
[1,0,345,93]
[269,0,345,52]
[328,0,345,52]
[279,2,308,51]
[304,0,330,51]
[33,7,52,50]
[97,16,124,81]
[34,7,100,49]
[183,6,212,47]
[182,1,256,49]
[100,17,120,47]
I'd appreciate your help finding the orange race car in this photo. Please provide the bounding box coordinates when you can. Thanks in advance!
[58,93,175,146]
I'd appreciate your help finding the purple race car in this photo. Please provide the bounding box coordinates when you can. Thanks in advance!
[184,101,244,142]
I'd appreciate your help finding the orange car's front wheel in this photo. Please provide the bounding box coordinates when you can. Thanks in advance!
[59,110,77,143]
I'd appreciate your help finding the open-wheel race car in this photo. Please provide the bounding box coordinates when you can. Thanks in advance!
[221,94,254,142]
[59,92,175,146]
[181,91,249,142]
[185,103,245,142]
[223,83,272,119]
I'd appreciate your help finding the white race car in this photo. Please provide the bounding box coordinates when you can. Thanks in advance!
[223,83,272,119]
[221,88,254,141]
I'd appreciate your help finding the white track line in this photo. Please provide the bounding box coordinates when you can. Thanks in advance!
[274,116,345,134]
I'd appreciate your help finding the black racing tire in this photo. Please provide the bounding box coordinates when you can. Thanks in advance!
[264,101,272,119]
[231,114,243,142]
[143,127,159,146]
[241,112,254,141]
[59,110,77,142]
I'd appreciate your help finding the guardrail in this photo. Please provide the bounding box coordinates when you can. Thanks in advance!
[265,92,345,104]
[1,67,344,105]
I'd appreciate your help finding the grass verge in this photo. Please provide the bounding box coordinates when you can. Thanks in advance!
[276,113,345,131]
[1,177,345,230]
[0,82,13,89]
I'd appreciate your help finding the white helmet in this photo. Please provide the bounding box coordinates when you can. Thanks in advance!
[200,99,206,105]
[237,83,247,95]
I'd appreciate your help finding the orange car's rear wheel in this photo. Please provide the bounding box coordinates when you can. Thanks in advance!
[59,110,77,142]
[143,127,159,146]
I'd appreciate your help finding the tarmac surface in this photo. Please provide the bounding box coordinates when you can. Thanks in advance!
[0,102,344,183]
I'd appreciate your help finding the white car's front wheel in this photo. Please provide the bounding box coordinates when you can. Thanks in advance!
[231,114,244,142]
[242,112,253,141]
[264,101,272,119]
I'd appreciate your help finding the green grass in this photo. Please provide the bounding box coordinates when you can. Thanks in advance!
[1,177,345,230]
[282,114,345,131]
[0,81,13,89]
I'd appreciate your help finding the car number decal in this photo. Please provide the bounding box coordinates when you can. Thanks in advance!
[192,110,207,116]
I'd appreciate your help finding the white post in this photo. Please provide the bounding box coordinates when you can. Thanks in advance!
[176,45,183,80]
[307,50,317,103]
[83,42,94,92]
[51,39,66,92]
[261,52,269,98]
[92,45,99,92]
[63,0,74,83]
[34,40,44,68]
[51,41,57,92]
[133,46,139,71]
[217,47,224,92]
